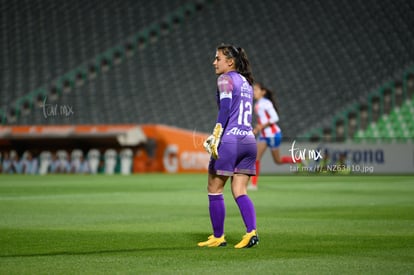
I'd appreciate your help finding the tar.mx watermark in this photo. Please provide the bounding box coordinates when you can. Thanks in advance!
[41,96,74,119]
[289,140,323,163]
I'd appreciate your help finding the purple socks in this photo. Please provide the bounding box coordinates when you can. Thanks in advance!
[235,194,256,232]
[208,193,257,237]
[208,194,226,237]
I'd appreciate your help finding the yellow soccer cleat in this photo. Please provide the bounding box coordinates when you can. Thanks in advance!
[234,230,259,249]
[197,235,227,247]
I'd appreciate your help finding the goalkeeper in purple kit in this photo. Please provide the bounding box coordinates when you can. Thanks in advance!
[198,44,258,248]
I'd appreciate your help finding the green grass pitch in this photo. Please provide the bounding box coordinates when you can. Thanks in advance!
[0,174,413,274]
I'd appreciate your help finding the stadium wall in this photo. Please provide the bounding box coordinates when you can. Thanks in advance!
[0,124,211,174]
[2,125,413,174]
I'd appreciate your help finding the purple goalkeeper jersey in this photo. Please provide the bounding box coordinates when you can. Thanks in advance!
[216,71,256,144]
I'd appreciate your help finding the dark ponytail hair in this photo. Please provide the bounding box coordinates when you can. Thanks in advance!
[255,82,280,115]
[217,44,254,85]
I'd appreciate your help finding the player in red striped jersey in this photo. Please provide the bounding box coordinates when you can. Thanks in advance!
[249,82,297,190]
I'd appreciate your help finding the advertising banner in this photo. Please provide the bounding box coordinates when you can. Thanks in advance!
[260,141,414,174]
[139,124,210,173]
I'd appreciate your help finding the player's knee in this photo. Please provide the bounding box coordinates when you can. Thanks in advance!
[207,182,224,193]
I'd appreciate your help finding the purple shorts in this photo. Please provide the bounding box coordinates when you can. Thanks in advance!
[208,141,257,176]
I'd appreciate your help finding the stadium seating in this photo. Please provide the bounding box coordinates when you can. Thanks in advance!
[0,0,190,107]
[1,148,127,175]
[2,0,414,140]
[309,67,414,143]
[120,148,133,175]
[354,99,414,142]
[104,149,117,175]
[87,149,101,174]
[38,151,52,175]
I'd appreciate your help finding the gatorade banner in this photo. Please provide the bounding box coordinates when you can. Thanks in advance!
[139,124,210,173]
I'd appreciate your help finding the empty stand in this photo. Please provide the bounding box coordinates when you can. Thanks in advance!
[2,0,414,140]
[0,0,189,108]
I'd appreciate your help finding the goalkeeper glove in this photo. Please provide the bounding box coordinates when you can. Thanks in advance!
[203,123,223,159]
